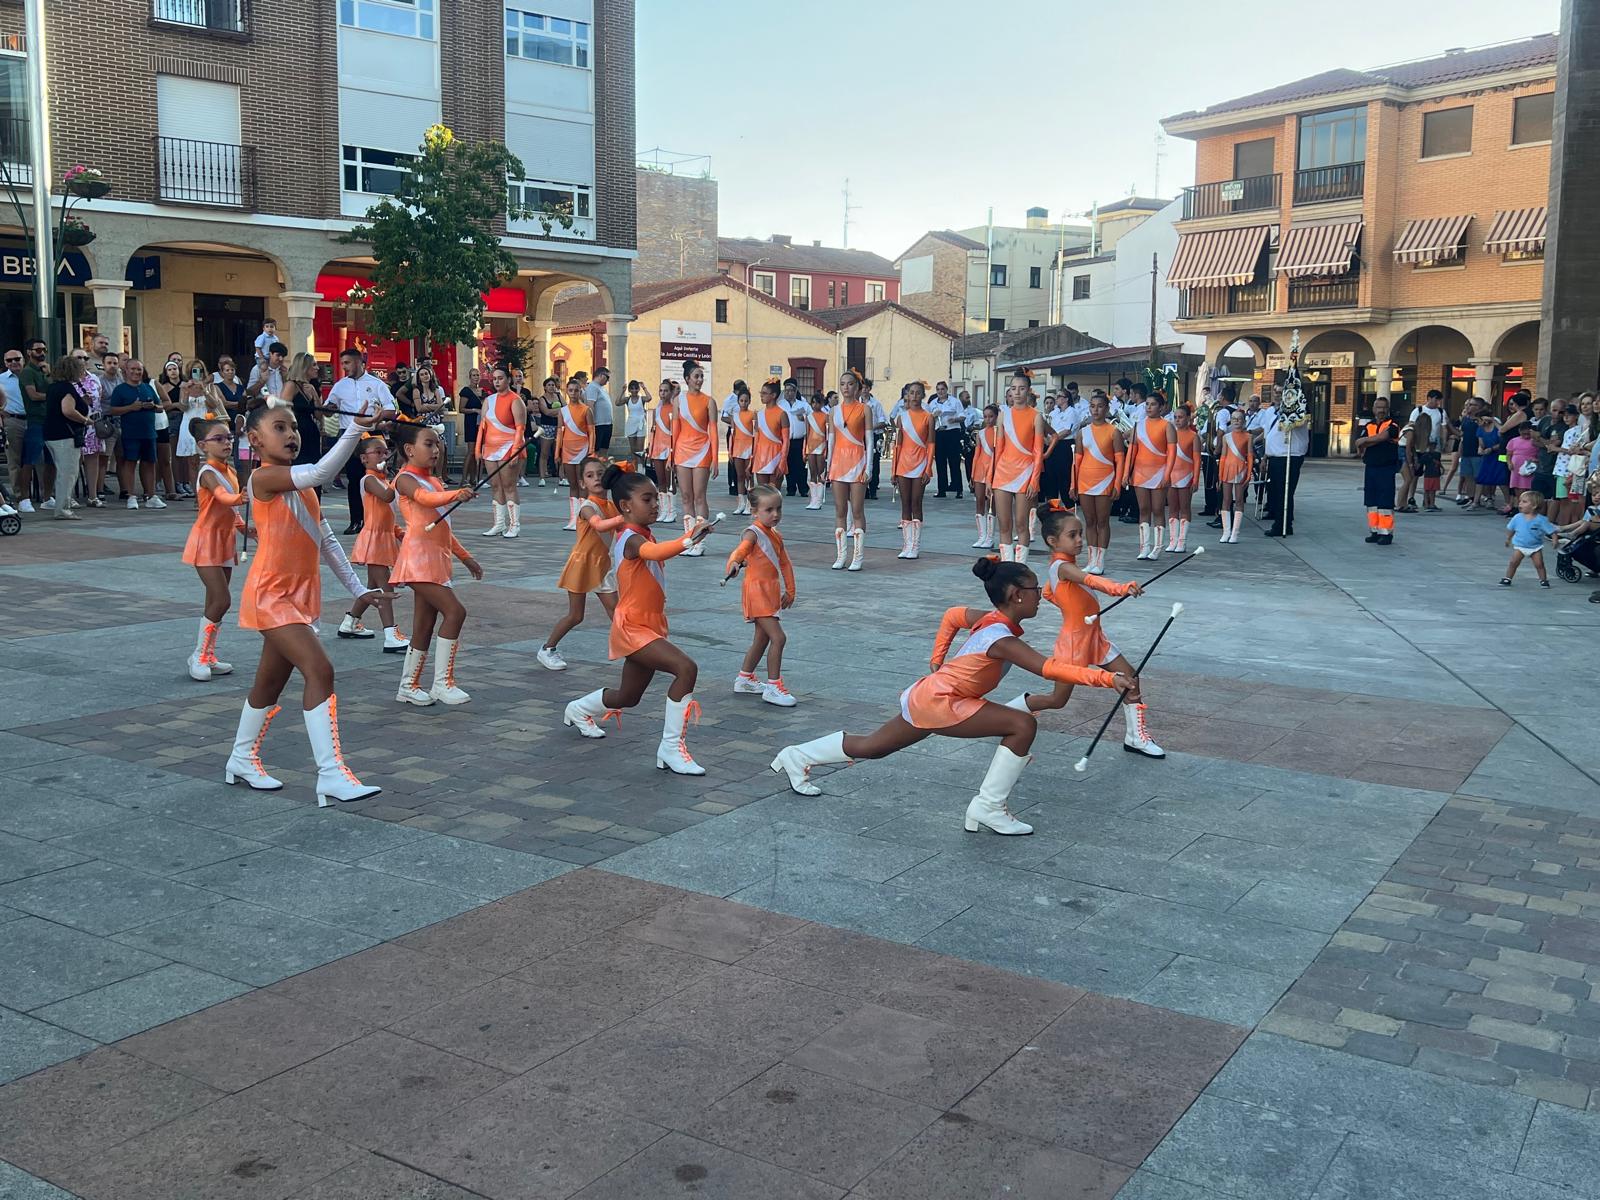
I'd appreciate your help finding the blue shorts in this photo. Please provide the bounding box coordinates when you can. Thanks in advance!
[20,422,44,465]
[121,434,157,464]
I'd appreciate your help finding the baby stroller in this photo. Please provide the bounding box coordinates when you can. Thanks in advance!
[1556,529,1599,584]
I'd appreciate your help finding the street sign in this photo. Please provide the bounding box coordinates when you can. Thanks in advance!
[1219,181,1245,201]
[0,243,91,287]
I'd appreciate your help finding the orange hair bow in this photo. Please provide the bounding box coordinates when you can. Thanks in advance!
[766,376,782,388]
[1045,498,1069,513]
[614,459,636,473]
[847,366,865,382]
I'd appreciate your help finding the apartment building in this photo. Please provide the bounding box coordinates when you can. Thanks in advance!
[717,236,899,314]
[1161,35,1555,455]
[0,0,635,393]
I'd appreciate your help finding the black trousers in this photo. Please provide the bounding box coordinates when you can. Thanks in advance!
[934,428,965,496]
[1266,455,1305,534]
[346,464,363,527]
[1039,444,1072,503]
[868,436,882,498]
[594,423,612,456]
[785,438,805,494]
[1201,453,1220,515]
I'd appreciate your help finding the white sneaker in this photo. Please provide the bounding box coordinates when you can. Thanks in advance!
[18,499,34,513]
[733,672,764,695]
[537,476,546,487]
[537,645,568,671]
[146,496,167,510]
[337,614,376,639]
[126,496,139,510]
[0,503,14,517]
[517,476,528,488]
[761,678,797,707]
[41,498,54,510]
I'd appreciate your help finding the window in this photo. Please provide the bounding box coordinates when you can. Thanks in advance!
[1512,92,1554,146]
[793,365,818,393]
[990,264,1008,287]
[1503,246,1545,263]
[789,276,810,309]
[846,337,867,376]
[840,283,849,306]
[0,56,25,181]
[1027,320,1040,328]
[750,270,776,297]
[1071,275,1091,300]
[1233,137,1275,179]
[1298,106,1366,168]
[338,0,435,40]
[152,0,246,34]
[343,145,410,195]
[507,178,593,237]
[1027,267,1041,289]
[504,8,591,67]
[1421,106,1473,159]
[826,282,836,307]
[865,281,885,302]
[714,299,729,323]
[987,318,1006,332]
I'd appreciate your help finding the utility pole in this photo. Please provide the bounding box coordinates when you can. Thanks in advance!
[23,0,57,356]
[984,207,994,332]
[841,179,861,249]
[1148,252,1158,360]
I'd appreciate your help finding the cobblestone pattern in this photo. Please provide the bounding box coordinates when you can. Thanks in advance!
[1265,795,1600,1110]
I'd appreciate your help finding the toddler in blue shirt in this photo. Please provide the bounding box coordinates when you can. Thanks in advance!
[1503,489,1559,587]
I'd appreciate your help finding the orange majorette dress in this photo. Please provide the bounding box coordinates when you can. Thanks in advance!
[805,408,827,456]
[754,404,789,476]
[557,495,621,594]
[729,407,755,461]
[1128,416,1172,489]
[182,461,245,568]
[607,522,692,659]
[672,390,716,469]
[1043,552,1135,668]
[993,406,1043,495]
[351,469,401,567]
[390,466,468,587]
[1073,423,1122,497]
[1218,428,1254,485]
[725,523,796,622]
[648,398,674,460]
[893,408,934,479]
[239,479,327,630]
[1168,427,1199,490]
[827,401,870,484]
[970,425,997,489]
[559,400,593,465]
[476,390,522,463]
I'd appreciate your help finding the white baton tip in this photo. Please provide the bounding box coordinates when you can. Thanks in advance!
[714,511,727,522]
[1191,546,1205,556]
[1073,757,1089,773]
[1084,613,1099,625]
[423,521,436,532]
[1171,602,1185,617]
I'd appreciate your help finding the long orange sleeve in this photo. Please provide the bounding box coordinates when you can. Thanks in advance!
[638,535,690,562]
[587,512,627,533]
[930,605,974,670]
[449,533,470,560]
[1083,574,1136,597]
[409,484,462,508]
[778,544,796,599]
[724,538,754,575]
[1043,657,1116,688]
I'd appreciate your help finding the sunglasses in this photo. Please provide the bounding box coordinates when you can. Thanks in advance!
[202,434,233,444]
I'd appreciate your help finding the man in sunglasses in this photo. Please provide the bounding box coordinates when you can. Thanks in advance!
[1,348,26,511]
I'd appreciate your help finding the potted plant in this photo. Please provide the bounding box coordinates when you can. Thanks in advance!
[63,165,110,200]
[61,215,95,246]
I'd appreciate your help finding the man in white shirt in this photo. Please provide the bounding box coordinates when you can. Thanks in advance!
[866,389,888,499]
[0,349,25,510]
[246,342,287,407]
[781,378,808,495]
[585,367,613,455]
[721,381,745,496]
[1042,393,1077,503]
[929,381,965,498]
[1250,393,1310,537]
[1204,383,1240,526]
[1399,388,1446,512]
[329,348,396,533]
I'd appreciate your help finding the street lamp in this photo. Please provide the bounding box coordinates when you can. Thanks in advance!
[23,0,56,356]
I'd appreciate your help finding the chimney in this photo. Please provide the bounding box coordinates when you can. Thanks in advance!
[813,240,821,247]
[769,234,792,246]
[1025,206,1049,230]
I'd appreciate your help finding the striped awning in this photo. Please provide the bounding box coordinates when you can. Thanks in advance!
[1483,207,1547,253]
[1393,215,1472,264]
[1275,220,1363,278]
[1166,225,1271,288]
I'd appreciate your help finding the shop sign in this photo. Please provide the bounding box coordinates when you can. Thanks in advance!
[1265,351,1355,370]
[660,320,712,393]
[1219,181,1245,201]
[0,244,92,287]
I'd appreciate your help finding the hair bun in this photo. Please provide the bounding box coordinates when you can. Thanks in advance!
[972,556,999,582]
[600,463,626,491]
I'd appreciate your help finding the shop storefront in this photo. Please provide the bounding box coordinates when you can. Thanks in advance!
[0,243,114,354]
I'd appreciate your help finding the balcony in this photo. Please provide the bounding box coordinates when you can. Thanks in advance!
[0,117,30,186]
[1177,279,1276,320]
[1181,174,1280,220]
[151,0,248,36]
[1293,162,1365,206]
[1228,280,1274,314]
[155,137,256,208]
[1288,275,1361,311]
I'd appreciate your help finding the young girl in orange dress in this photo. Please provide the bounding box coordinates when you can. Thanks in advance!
[1003,503,1163,757]
[804,393,828,509]
[390,423,483,708]
[537,456,623,672]
[992,372,1046,563]
[226,403,389,806]
[182,417,249,683]
[562,464,716,773]
[771,557,1133,834]
[1125,389,1172,560]
[340,433,409,654]
[891,381,935,559]
[556,374,593,531]
[726,389,756,515]
[1073,393,1126,573]
[671,359,716,555]
[474,365,526,539]
[1216,409,1254,544]
[1165,404,1200,554]
[970,404,999,549]
[648,378,678,525]
[753,379,790,490]
[726,484,797,707]
[828,369,875,571]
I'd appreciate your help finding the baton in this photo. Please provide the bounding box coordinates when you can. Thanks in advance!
[423,449,524,531]
[1074,602,1183,772]
[1086,548,1204,624]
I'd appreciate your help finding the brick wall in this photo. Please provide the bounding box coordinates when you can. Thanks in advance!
[635,169,717,284]
[440,0,506,237]
[897,237,968,333]
[593,0,636,253]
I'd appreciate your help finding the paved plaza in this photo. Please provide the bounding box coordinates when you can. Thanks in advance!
[2,463,1600,1198]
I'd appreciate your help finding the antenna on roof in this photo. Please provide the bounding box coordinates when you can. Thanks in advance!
[842,179,862,249]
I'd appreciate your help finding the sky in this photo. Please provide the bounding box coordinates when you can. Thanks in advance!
[636,0,1562,262]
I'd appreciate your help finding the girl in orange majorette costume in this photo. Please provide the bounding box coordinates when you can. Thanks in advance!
[726,484,798,707]
[804,393,829,509]
[556,375,593,532]
[1216,408,1255,544]
[891,381,935,560]
[1164,404,1200,554]
[1125,391,1173,560]
[474,365,527,538]
[970,404,1000,549]
[753,379,790,490]
[991,372,1046,563]
[648,377,679,525]
[1073,392,1126,573]
[827,369,877,571]
[537,455,624,672]
[340,432,410,654]
[181,417,249,683]
[726,387,756,515]
[670,358,717,556]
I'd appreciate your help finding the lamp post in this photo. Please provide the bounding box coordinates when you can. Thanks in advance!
[23,0,56,357]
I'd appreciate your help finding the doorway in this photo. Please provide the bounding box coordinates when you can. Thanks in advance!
[194,293,264,369]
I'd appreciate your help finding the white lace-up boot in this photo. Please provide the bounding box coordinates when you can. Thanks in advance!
[770,731,849,795]
[655,695,705,774]
[304,696,382,807]
[223,702,284,790]
[962,746,1033,835]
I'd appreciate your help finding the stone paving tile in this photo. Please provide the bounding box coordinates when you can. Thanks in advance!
[0,916,169,1011]
[0,859,218,936]
[0,1005,98,1087]
[30,963,253,1043]
[112,898,379,986]
[570,1129,847,1199]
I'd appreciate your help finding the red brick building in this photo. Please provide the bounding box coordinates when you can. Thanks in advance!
[717,236,899,315]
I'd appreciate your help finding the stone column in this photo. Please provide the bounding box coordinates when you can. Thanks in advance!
[528,319,555,379]
[1369,360,1397,401]
[1469,358,1499,409]
[279,291,322,358]
[601,314,633,401]
[86,279,132,355]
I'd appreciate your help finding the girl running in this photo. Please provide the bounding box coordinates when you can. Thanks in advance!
[993,373,1045,563]
[1073,393,1125,573]
[727,484,797,706]
[970,404,999,549]
[340,434,409,654]
[753,379,790,490]
[1004,504,1162,757]
[1216,409,1254,543]
[804,393,828,509]
[556,374,594,531]
[474,365,526,538]
[648,378,679,524]
[770,556,1133,834]
[561,464,716,773]
[391,423,483,707]
[827,369,874,571]
[182,417,248,682]
[537,456,623,671]
[1165,404,1199,553]
[726,388,756,515]
[225,403,388,806]
[891,381,934,559]
[1126,391,1172,559]
[671,359,716,556]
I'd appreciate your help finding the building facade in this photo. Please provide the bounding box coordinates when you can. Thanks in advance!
[634,167,717,286]
[716,236,899,315]
[1162,35,1556,456]
[1058,198,1203,356]
[895,230,984,335]
[2,0,635,395]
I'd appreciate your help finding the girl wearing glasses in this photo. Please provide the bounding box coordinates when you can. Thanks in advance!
[181,417,248,681]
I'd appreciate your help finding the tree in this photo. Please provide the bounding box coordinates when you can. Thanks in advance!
[341,124,570,350]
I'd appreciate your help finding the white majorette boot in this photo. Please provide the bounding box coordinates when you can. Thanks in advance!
[987,514,1000,548]
[1220,513,1233,543]
[562,689,612,738]
[188,618,213,681]
[770,731,850,795]
[503,503,521,538]
[897,522,913,559]
[481,502,507,537]
[847,528,866,571]
[428,636,469,705]
[1123,702,1165,758]
[972,514,988,548]
[1004,694,1031,712]
[396,646,434,706]
[304,695,381,807]
[1137,522,1151,559]
[905,519,922,560]
[659,491,675,523]
[1029,507,1040,543]
[1165,518,1179,552]
[1014,542,1030,565]
[198,618,233,676]
[1175,518,1189,553]
[562,497,578,532]
[681,513,705,557]
[656,695,705,775]
[963,746,1033,835]
[1227,513,1241,543]
[806,483,823,510]
[999,542,1014,562]
[224,702,284,790]
[1151,521,1165,557]
[382,626,409,654]
[831,528,848,570]
[338,613,375,639]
